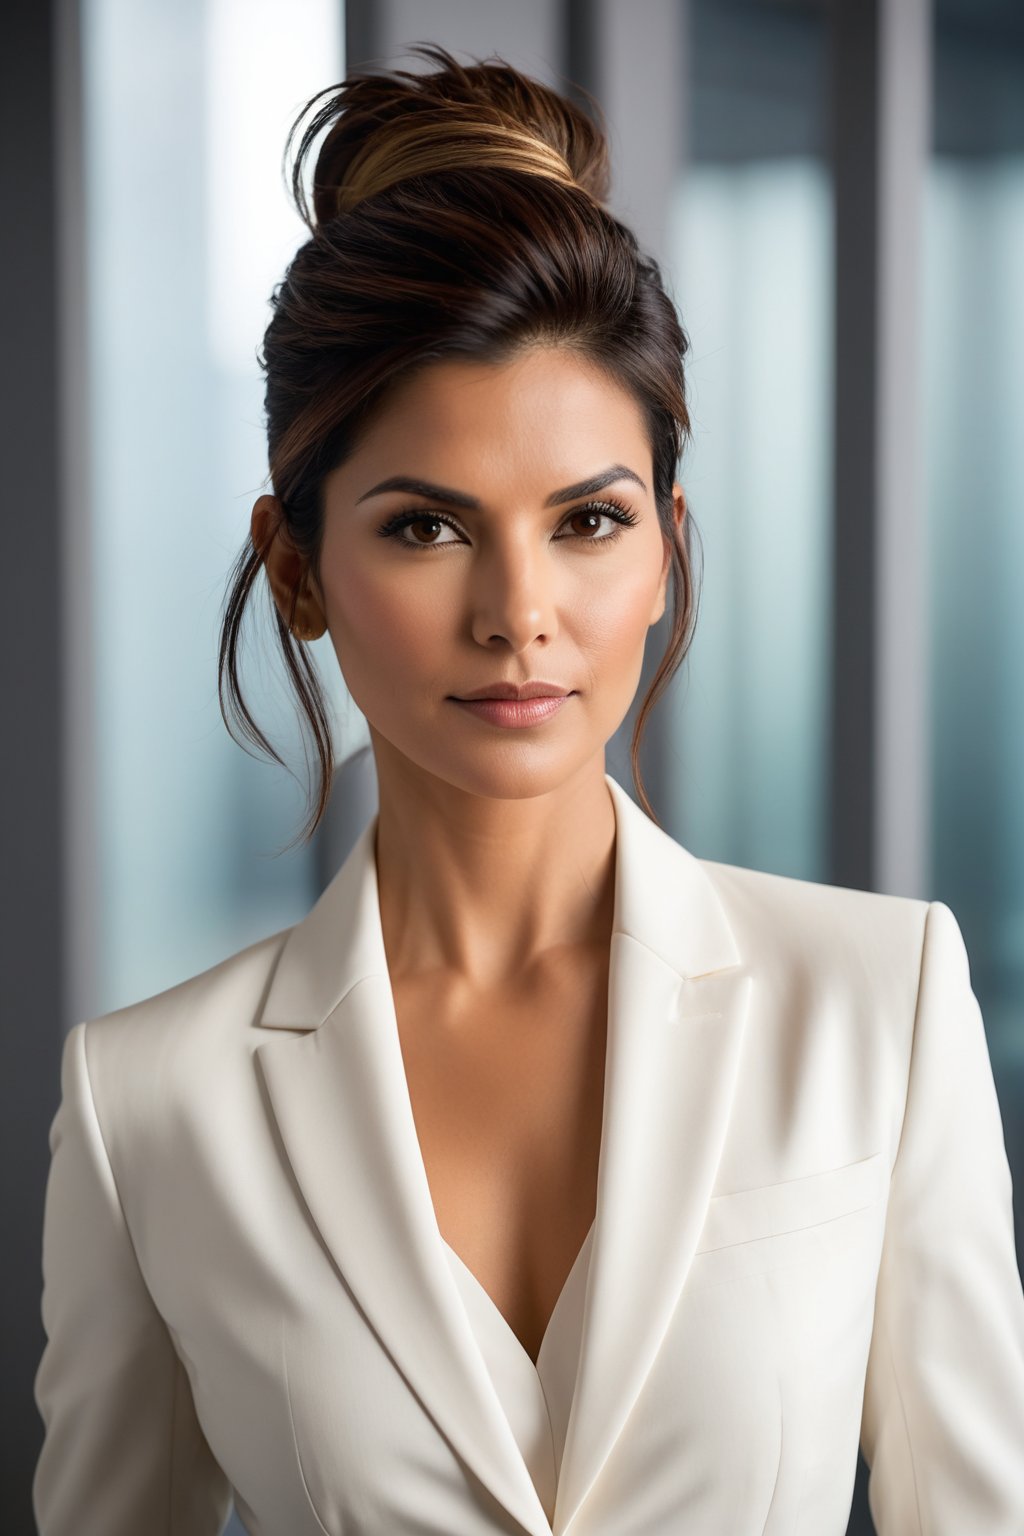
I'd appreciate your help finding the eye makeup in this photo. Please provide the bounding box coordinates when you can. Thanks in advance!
[375,495,641,553]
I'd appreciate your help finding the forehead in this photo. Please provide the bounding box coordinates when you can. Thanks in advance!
[337,347,651,488]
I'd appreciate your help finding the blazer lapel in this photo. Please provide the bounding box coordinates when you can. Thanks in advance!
[253,771,752,1536]
[551,776,753,1536]
[254,819,556,1536]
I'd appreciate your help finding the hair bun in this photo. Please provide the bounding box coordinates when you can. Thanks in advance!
[285,43,610,231]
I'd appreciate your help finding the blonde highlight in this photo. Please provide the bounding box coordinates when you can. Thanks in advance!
[334,112,582,216]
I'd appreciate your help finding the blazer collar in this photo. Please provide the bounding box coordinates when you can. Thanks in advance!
[255,771,752,1536]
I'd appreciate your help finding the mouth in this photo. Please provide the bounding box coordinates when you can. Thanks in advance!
[448,693,576,728]
[450,692,574,702]
[449,686,575,702]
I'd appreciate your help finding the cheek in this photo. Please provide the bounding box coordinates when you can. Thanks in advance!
[570,558,664,670]
[324,560,445,665]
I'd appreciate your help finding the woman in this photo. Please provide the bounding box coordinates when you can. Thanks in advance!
[33,44,1024,1536]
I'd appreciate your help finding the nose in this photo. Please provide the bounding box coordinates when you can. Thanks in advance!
[468,531,559,651]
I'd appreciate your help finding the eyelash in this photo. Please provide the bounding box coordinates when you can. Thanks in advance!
[375,495,641,553]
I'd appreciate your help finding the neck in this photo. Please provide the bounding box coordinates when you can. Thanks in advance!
[371,747,617,992]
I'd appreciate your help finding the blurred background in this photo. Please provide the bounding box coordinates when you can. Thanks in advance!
[3,0,1022,1531]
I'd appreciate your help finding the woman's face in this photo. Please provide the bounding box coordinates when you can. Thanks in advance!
[275,345,683,802]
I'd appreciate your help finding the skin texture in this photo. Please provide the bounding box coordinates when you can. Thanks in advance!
[253,344,686,991]
[253,344,687,1361]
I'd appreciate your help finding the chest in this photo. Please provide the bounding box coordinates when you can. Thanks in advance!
[390,951,609,1364]
[152,955,895,1536]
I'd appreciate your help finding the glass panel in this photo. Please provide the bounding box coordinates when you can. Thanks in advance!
[926,5,1024,1081]
[82,0,345,1014]
[665,0,833,880]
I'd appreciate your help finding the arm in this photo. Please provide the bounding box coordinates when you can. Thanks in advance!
[33,1020,233,1535]
[860,899,1024,1533]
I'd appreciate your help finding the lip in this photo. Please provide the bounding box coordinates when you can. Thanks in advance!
[453,682,570,701]
[450,694,575,728]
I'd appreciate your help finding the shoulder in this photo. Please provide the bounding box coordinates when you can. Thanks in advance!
[698,850,929,933]
[54,924,306,1255]
[695,853,931,1012]
[77,922,295,1107]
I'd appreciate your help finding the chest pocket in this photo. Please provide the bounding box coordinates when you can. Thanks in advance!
[695,1150,887,1258]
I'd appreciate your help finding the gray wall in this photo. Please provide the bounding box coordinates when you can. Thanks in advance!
[1,2,71,1529]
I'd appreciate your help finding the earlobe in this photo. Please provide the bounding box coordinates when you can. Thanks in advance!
[251,496,293,617]
[250,495,279,560]
[649,541,670,626]
[251,495,328,641]
[650,488,686,626]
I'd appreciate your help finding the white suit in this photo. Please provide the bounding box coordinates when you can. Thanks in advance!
[33,771,1024,1534]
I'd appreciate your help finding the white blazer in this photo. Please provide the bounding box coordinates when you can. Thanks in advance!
[33,771,1024,1536]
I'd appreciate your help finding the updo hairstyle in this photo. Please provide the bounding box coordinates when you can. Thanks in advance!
[218,43,701,846]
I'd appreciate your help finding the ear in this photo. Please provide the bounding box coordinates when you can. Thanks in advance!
[649,484,686,626]
[251,495,327,641]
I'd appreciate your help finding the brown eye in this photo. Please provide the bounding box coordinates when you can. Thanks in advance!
[570,511,601,535]
[556,499,641,544]
[407,517,446,545]
[376,511,464,549]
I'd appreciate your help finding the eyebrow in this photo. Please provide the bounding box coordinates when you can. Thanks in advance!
[355,463,648,510]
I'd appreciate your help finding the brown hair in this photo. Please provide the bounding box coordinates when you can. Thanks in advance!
[218,43,701,848]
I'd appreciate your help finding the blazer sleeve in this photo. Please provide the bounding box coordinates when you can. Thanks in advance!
[33,1020,233,1536]
[860,899,1024,1532]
